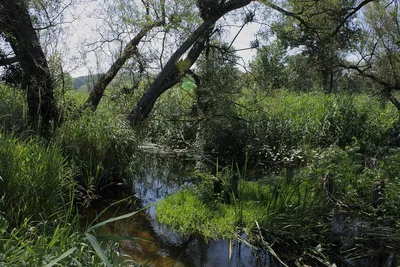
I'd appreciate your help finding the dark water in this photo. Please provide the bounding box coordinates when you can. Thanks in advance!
[88,151,276,267]
[85,150,399,267]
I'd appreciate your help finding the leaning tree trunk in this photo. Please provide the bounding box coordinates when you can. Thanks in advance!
[127,0,254,123]
[127,26,212,123]
[84,22,163,111]
[0,0,57,133]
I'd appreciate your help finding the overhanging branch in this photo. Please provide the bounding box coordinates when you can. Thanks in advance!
[0,56,18,66]
[339,63,400,111]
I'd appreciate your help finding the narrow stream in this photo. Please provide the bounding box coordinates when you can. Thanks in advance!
[88,152,276,267]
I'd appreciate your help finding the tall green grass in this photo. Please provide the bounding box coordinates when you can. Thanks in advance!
[239,91,399,168]
[0,84,26,133]
[0,133,140,266]
[56,108,138,200]
[0,202,137,266]
[0,134,74,225]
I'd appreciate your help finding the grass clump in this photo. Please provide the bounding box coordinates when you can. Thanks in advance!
[0,208,134,266]
[156,168,325,240]
[0,133,73,225]
[56,108,138,200]
[0,84,26,133]
[0,133,137,266]
[157,144,400,259]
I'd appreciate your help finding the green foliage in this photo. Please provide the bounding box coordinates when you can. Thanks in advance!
[0,84,26,133]
[0,134,74,225]
[192,53,248,161]
[0,132,138,266]
[141,78,196,147]
[270,0,360,92]
[0,208,135,266]
[363,1,400,88]
[157,144,400,260]
[282,53,319,92]
[156,168,324,240]
[55,109,138,200]
[240,91,399,168]
[250,41,288,91]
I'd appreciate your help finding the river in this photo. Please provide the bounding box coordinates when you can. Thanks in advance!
[83,151,277,267]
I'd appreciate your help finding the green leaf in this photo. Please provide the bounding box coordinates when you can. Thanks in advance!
[87,206,149,232]
[85,232,112,267]
[95,235,153,243]
[45,247,77,267]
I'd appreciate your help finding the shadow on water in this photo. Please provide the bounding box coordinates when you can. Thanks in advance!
[84,151,279,267]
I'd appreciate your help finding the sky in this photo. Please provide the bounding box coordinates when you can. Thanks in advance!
[62,1,262,78]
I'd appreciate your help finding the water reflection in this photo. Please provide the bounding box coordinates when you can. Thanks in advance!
[90,151,276,267]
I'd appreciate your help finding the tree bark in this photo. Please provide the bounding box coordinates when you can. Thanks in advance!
[329,70,334,93]
[0,0,57,133]
[127,0,254,123]
[322,69,330,93]
[0,56,18,66]
[128,30,209,122]
[84,22,163,111]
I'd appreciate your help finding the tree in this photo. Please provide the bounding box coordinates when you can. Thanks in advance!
[127,0,255,123]
[83,0,170,111]
[340,0,400,110]
[285,53,319,92]
[268,0,374,93]
[193,46,247,161]
[0,0,58,132]
[250,40,288,91]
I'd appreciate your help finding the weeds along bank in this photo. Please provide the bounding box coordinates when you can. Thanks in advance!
[0,134,134,266]
[0,85,139,266]
[56,91,138,202]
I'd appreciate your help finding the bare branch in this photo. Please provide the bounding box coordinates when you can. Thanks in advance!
[0,56,18,66]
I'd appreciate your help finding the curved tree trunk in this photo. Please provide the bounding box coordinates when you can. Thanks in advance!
[84,22,163,111]
[127,29,211,122]
[127,0,254,123]
[0,0,57,133]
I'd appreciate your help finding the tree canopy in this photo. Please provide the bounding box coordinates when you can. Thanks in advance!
[0,0,399,128]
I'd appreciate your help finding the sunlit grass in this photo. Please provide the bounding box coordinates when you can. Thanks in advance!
[0,134,74,225]
[156,174,324,240]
